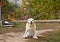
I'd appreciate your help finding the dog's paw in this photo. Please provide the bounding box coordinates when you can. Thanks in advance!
[33,36,38,39]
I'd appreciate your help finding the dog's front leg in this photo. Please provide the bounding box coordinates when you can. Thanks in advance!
[23,28,29,38]
[33,29,38,39]
[33,24,38,39]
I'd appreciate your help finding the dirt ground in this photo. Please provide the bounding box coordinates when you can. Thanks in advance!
[0,23,60,42]
[0,28,58,42]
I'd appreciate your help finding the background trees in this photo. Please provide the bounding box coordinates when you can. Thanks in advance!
[23,0,60,20]
[2,0,22,21]
[2,0,60,20]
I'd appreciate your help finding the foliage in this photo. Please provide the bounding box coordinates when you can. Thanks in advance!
[23,0,60,20]
[2,0,22,20]
[2,0,60,20]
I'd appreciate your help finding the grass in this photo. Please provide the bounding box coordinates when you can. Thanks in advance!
[15,22,60,29]
[0,22,60,32]
[0,24,2,28]
[15,22,26,28]
[0,22,60,33]
[47,30,60,42]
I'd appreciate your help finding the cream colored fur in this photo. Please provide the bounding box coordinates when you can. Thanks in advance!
[23,18,38,39]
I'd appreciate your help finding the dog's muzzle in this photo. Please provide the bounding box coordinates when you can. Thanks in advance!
[30,21,32,24]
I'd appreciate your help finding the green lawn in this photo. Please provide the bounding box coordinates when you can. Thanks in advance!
[15,22,60,29]
[0,22,60,33]
[47,30,60,42]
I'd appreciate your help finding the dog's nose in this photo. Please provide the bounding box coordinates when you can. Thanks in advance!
[31,21,32,24]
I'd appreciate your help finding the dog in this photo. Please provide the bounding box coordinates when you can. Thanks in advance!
[23,18,38,39]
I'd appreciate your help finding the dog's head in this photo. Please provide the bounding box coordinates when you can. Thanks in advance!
[27,18,34,24]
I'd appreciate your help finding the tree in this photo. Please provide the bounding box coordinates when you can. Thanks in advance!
[23,0,60,20]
